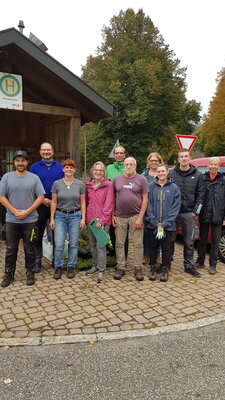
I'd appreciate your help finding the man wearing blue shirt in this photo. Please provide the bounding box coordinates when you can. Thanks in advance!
[30,142,64,272]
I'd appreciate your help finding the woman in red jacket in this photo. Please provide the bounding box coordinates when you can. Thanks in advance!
[86,162,114,283]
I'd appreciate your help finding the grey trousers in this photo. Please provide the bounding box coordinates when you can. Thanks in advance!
[171,212,196,270]
[88,225,110,272]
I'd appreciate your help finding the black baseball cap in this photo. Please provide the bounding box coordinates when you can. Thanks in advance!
[13,150,29,160]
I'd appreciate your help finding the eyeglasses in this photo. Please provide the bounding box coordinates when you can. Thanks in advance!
[149,159,159,163]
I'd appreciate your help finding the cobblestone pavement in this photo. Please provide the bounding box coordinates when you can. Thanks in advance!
[0,240,225,341]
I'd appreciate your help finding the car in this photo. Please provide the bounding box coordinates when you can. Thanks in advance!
[177,156,225,263]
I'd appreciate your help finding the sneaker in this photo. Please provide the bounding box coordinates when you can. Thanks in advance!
[184,266,201,278]
[86,266,98,276]
[114,269,125,280]
[134,269,144,281]
[67,268,76,279]
[209,265,216,275]
[54,268,62,280]
[26,272,35,286]
[1,272,14,288]
[195,262,205,269]
[34,262,42,273]
[97,271,104,283]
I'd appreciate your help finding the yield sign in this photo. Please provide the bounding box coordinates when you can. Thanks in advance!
[175,135,198,150]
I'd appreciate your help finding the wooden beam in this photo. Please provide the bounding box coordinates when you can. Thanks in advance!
[69,117,81,177]
[23,102,80,117]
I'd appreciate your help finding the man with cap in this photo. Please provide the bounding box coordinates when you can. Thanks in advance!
[30,142,64,272]
[0,150,45,287]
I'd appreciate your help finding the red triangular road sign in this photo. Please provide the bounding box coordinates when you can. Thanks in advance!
[175,135,198,150]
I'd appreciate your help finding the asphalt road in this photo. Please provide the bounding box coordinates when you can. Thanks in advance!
[1,322,225,400]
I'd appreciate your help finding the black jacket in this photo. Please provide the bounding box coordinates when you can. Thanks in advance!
[169,164,204,214]
[199,171,225,224]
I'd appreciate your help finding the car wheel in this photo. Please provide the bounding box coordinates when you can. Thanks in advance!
[218,229,225,263]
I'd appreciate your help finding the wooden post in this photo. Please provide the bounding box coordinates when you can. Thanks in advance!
[69,115,81,177]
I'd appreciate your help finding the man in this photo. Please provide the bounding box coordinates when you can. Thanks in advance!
[30,142,64,272]
[0,150,45,287]
[106,145,126,181]
[170,148,204,278]
[113,157,149,281]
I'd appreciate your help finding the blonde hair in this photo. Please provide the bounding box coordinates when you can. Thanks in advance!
[90,161,105,175]
[146,152,163,167]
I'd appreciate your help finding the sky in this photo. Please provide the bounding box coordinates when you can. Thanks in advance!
[1,0,225,115]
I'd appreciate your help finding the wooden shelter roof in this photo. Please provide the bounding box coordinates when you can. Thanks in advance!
[0,28,114,124]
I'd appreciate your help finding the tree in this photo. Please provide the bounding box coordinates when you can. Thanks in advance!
[197,68,225,156]
[81,8,201,172]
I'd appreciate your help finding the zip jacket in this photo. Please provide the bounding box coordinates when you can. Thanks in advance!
[199,171,225,224]
[169,164,204,214]
[146,178,181,231]
[86,178,114,225]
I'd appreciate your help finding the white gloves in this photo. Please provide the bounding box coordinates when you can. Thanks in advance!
[155,224,165,240]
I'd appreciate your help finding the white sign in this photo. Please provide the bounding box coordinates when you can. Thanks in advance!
[0,72,23,110]
[175,135,197,150]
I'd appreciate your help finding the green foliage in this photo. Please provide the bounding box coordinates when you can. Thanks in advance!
[196,68,225,156]
[81,8,201,172]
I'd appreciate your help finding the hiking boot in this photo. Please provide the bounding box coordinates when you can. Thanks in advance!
[195,262,205,269]
[149,265,157,281]
[160,266,168,282]
[184,266,201,278]
[54,268,62,280]
[26,271,35,286]
[97,271,104,283]
[1,272,14,287]
[114,269,125,280]
[34,262,42,273]
[67,267,76,279]
[134,269,144,281]
[86,266,98,276]
[156,264,162,274]
[209,265,216,275]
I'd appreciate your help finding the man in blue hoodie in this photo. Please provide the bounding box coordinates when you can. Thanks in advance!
[30,142,64,272]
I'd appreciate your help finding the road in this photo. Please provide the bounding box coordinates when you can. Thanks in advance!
[1,322,225,399]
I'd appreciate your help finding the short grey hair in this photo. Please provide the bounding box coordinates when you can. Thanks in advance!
[90,161,105,175]
[208,157,221,165]
[124,157,137,167]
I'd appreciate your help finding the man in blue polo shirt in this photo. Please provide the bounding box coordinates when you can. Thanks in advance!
[30,142,64,272]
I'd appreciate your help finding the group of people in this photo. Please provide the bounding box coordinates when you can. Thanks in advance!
[0,142,225,288]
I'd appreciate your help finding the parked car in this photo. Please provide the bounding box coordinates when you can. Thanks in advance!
[177,156,225,263]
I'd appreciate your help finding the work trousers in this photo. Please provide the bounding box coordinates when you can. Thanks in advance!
[4,222,36,274]
[197,223,221,267]
[171,212,196,270]
[149,229,172,268]
[115,215,143,271]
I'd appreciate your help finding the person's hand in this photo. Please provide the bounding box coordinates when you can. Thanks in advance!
[96,221,102,228]
[135,216,143,229]
[80,218,85,229]
[223,220,225,226]
[155,224,165,239]
[50,220,55,230]
[15,210,29,219]
[112,215,117,228]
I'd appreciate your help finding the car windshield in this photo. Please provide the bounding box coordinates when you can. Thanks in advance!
[197,166,225,174]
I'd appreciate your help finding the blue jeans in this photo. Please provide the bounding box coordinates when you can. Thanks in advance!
[54,210,81,269]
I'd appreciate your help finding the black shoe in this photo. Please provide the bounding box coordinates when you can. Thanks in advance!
[67,268,76,279]
[34,262,42,273]
[114,269,125,280]
[86,266,98,276]
[149,266,157,281]
[26,272,35,286]
[184,267,201,278]
[134,269,144,281]
[195,262,205,269]
[160,267,168,282]
[1,272,14,287]
[209,265,216,275]
[54,268,62,280]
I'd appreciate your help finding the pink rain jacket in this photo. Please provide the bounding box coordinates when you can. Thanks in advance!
[86,178,114,225]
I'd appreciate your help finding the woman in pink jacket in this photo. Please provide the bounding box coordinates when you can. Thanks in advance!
[86,161,114,283]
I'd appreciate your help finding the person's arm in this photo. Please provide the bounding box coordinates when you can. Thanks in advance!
[0,196,18,217]
[193,173,204,216]
[135,193,148,229]
[13,195,44,220]
[80,193,86,229]
[50,192,58,230]
[43,198,51,207]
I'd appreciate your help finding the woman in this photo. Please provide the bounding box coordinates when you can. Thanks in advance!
[86,162,113,283]
[142,152,163,265]
[146,164,181,282]
[50,159,85,279]
[196,157,225,274]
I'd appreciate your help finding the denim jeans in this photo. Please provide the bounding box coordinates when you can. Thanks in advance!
[5,221,36,274]
[88,225,110,272]
[54,210,81,269]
